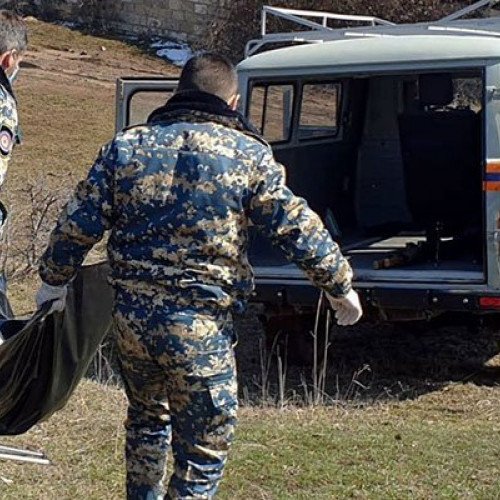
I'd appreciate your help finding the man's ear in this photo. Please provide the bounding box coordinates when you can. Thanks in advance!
[228,94,241,111]
[0,52,14,72]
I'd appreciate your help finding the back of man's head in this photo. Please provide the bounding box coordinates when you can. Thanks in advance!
[178,53,238,102]
[0,10,27,55]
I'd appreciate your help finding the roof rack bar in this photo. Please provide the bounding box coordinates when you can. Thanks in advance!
[254,30,331,42]
[246,2,500,59]
[262,7,329,37]
[261,5,395,37]
[344,32,397,38]
[246,29,330,59]
[438,0,500,23]
[245,37,321,59]
[247,5,397,57]
[428,24,500,37]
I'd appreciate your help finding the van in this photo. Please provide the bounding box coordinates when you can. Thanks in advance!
[115,4,500,323]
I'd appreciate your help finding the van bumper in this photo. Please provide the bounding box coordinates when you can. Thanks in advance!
[252,279,500,318]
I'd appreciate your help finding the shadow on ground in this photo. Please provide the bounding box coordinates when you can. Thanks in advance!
[84,293,500,405]
[235,305,500,404]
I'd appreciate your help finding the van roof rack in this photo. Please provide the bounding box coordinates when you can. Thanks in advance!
[438,0,498,22]
[245,6,395,57]
[245,1,500,58]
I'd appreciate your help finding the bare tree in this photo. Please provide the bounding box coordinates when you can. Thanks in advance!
[3,174,72,280]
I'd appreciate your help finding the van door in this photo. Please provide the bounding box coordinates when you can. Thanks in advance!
[485,63,500,290]
[115,78,178,131]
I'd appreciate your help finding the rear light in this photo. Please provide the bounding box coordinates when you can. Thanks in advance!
[479,297,500,309]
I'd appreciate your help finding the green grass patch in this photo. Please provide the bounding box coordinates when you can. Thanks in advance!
[223,405,500,499]
[0,382,498,499]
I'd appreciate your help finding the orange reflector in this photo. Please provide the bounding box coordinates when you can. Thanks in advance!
[480,297,500,309]
[484,181,500,192]
[487,161,500,173]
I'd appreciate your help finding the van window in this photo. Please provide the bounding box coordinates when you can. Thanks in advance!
[299,82,342,140]
[249,84,294,143]
[415,75,483,112]
[128,91,172,127]
[449,77,483,112]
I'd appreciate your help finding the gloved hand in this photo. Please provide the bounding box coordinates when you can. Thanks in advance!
[327,289,363,326]
[36,282,68,314]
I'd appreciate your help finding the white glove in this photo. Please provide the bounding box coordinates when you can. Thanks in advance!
[36,282,68,314]
[327,289,363,326]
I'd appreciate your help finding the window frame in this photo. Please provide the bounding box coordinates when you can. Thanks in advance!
[245,77,347,146]
[126,88,175,129]
[116,78,178,132]
[297,79,343,142]
[246,79,297,145]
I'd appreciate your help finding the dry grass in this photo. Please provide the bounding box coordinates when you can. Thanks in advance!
[0,381,126,499]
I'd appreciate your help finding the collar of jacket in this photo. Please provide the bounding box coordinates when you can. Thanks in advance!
[0,66,20,145]
[147,90,268,146]
[0,67,16,103]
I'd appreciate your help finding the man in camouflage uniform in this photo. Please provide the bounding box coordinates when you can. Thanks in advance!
[37,53,362,499]
[0,11,27,235]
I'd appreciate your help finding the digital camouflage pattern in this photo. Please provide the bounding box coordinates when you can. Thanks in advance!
[39,91,353,499]
[0,75,18,230]
[115,295,237,499]
[39,107,353,305]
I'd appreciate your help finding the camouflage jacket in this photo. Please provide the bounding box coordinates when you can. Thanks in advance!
[39,91,353,310]
[0,69,18,212]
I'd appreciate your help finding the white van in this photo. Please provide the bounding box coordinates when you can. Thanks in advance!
[116,4,500,323]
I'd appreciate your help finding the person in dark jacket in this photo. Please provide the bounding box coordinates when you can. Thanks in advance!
[37,53,362,499]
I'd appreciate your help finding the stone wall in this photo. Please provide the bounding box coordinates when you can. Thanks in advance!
[4,0,230,44]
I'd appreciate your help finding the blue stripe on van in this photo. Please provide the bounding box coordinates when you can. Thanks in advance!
[485,173,500,182]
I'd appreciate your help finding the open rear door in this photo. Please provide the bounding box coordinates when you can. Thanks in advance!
[115,77,178,132]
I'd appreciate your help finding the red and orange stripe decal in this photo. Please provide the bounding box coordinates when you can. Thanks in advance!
[485,160,500,191]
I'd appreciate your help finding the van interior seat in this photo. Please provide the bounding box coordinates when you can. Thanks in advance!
[355,77,412,232]
[398,74,482,237]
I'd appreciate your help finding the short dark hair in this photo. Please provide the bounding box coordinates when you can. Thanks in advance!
[0,10,28,55]
[178,52,238,101]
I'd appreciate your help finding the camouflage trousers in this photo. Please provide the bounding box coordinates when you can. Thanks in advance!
[114,299,238,500]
